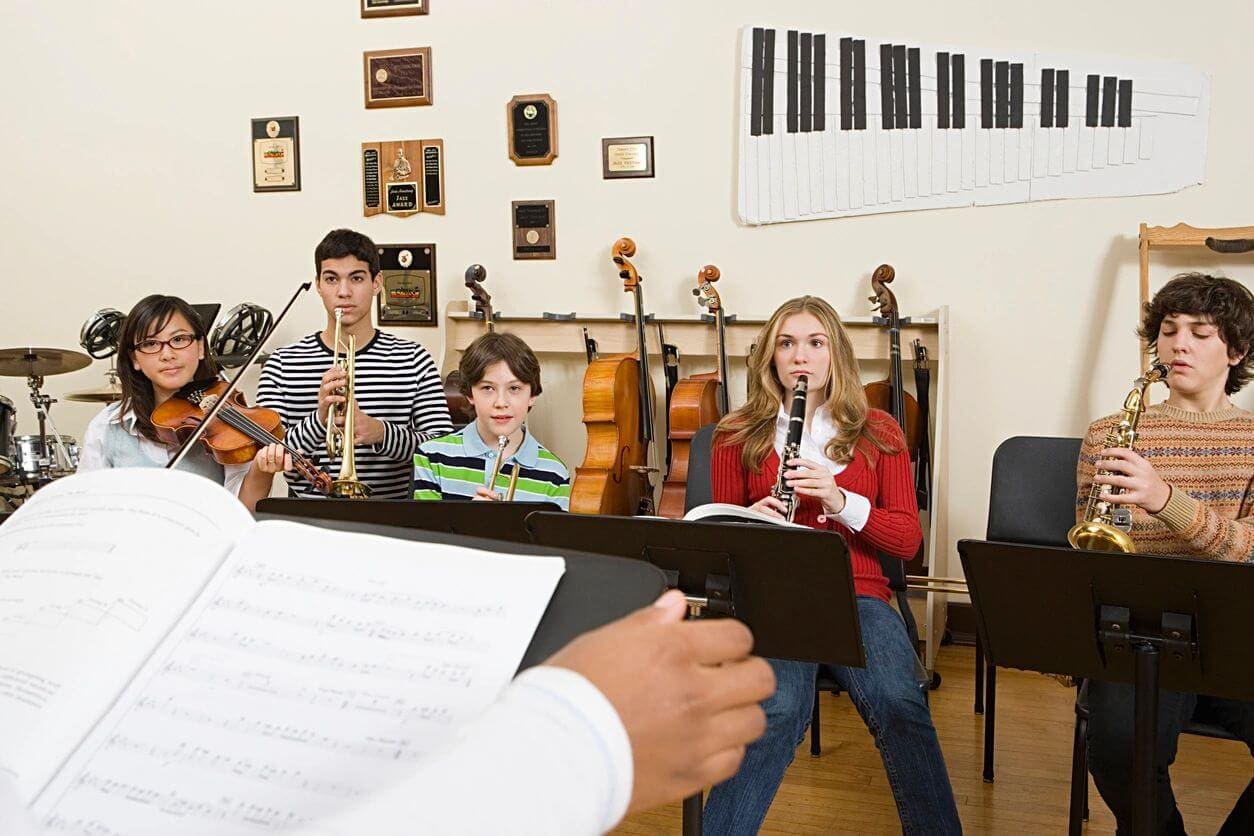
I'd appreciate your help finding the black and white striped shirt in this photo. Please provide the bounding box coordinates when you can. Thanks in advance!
[257,330,453,499]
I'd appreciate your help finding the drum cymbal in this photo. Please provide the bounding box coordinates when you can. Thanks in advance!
[0,347,92,377]
[64,383,122,403]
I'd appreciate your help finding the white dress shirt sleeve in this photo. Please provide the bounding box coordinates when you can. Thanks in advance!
[828,489,872,532]
[74,407,114,473]
[306,665,633,836]
[221,461,250,498]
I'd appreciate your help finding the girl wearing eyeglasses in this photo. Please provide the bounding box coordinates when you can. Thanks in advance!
[77,295,286,510]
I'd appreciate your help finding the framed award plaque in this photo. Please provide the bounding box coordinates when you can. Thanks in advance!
[376,244,438,325]
[251,117,301,192]
[601,135,655,180]
[362,139,445,217]
[507,94,557,166]
[512,200,555,260]
[361,0,428,18]
[363,47,432,108]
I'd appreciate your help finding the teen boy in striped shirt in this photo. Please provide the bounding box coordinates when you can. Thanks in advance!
[414,332,570,509]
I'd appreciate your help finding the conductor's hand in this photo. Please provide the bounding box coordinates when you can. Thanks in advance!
[317,366,348,426]
[1093,447,1171,514]
[545,589,775,815]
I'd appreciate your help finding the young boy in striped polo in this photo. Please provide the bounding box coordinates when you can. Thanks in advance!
[414,332,570,509]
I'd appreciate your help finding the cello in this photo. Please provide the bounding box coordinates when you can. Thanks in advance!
[443,264,494,429]
[865,264,922,457]
[570,238,657,516]
[657,265,729,518]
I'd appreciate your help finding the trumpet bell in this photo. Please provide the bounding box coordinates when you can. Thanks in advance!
[330,479,372,500]
[1067,521,1135,553]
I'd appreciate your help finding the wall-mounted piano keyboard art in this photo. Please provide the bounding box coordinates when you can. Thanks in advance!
[737,25,1210,225]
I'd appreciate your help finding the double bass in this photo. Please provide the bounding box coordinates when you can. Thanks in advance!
[570,238,657,516]
[443,264,494,429]
[865,264,922,457]
[657,265,730,518]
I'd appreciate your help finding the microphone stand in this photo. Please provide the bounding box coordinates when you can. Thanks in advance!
[167,282,312,471]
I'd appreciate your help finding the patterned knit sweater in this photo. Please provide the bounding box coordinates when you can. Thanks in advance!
[711,409,921,602]
[1077,402,1254,562]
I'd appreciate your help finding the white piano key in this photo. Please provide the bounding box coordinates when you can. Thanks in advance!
[947,131,961,192]
[890,131,905,201]
[851,130,865,208]
[1033,126,1049,178]
[975,127,989,187]
[962,123,976,190]
[1004,130,1019,182]
[835,131,850,210]
[1139,116,1155,159]
[1049,128,1065,176]
[918,124,934,197]
[1092,128,1108,170]
[810,132,825,212]
[931,122,946,195]
[1063,126,1078,173]
[1077,127,1093,172]
[823,128,837,212]
[769,129,784,221]
[876,126,892,204]
[782,131,798,219]
[989,131,1003,185]
[744,132,759,224]
[1125,123,1140,164]
[903,131,918,198]
[1018,127,1032,180]
[1108,128,1124,166]
[796,133,811,214]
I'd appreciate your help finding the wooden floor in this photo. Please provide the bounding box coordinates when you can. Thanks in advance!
[615,644,1250,834]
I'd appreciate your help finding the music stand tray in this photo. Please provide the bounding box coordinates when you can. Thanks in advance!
[959,539,1254,835]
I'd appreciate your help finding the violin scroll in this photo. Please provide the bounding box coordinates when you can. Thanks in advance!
[869,263,898,317]
[694,264,722,311]
[612,238,640,291]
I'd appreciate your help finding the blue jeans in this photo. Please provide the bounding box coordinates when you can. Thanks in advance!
[702,596,962,835]
[1087,680,1254,835]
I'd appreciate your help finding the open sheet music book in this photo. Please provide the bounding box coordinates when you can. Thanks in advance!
[683,502,807,528]
[0,469,565,834]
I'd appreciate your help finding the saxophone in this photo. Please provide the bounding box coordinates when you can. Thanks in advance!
[326,308,372,500]
[1067,362,1169,552]
[771,375,808,522]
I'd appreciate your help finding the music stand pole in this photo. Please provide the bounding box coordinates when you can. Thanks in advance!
[1132,643,1160,835]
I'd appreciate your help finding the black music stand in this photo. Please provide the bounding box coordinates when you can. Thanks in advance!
[527,512,866,834]
[958,539,1254,836]
[256,498,560,545]
[254,510,664,671]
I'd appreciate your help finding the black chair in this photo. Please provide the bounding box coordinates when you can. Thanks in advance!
[974,436,1241,834]
[681,423,927,758]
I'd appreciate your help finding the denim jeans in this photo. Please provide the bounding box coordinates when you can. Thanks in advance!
[702,596,962,835]
[1087,680,1254,835]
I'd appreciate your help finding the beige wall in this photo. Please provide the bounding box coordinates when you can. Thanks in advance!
[2,1,1251,577]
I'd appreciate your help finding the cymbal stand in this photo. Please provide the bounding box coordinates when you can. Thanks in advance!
[27,375,76,476]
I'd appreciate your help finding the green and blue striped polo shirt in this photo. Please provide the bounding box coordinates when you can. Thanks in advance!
[413,424,571,510]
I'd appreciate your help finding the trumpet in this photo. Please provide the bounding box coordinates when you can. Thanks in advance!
[771,375,808,522]
[326,308,371,500]
[488,434,521,501]
[1067,362,1169,552]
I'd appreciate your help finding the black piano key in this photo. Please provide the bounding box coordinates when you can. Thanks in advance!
[1056,69,1069,128]
[786,31,798,133]
[763,29,776,134]
[937,52,950,129]
[952,54,965,128]
[1118,78,1133,128]
[840,37,853,131]
[893,45,908,128]
[814,34,825,131]
[800,33,812,132]
[750,28,764,137]
[980,58,993,129]
[1101,75,1116,127]
[1086,74,1099,127]
[1010,63,1023,129]
[908,48,921,129]
[879,44,894,130]
[1040,68,1055,128]
[994,60,1009,128]
[854,40,867,129]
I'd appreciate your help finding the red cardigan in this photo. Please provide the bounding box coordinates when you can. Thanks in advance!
[710,409,922,603]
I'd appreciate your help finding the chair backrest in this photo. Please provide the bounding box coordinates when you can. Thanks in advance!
[986,436,1083,546]
[684,423,718,513]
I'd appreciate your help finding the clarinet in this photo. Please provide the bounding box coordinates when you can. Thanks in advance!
[770,375,808,522]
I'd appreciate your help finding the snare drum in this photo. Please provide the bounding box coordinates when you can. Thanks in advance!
[0,396,13,476]
[14,434,79,483]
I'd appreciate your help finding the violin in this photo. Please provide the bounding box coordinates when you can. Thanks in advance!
[657,265,728,519]
[444,264,495,429]
[570,238,657,516]
[865,264,922,457]
[152,378,333,494]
